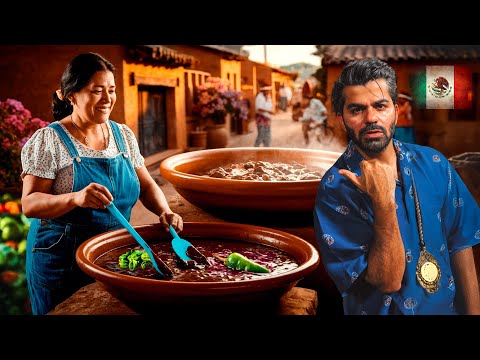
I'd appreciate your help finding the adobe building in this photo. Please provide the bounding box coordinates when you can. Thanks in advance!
[0,44,197,164]
[167,45,297,134]
[0,45,297,164]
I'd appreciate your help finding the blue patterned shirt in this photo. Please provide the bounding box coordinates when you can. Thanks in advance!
[313,139,480,315]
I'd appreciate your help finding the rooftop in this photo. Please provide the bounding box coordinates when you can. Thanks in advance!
[315,45,480,64]
[128,45,198,68]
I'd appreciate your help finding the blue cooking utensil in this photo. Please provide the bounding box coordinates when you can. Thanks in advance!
[106,202,173,277]
[169,225,209,265]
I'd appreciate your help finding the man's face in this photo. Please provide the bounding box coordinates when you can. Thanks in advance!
[336,79,398,155]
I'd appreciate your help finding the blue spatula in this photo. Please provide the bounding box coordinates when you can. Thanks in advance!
[106,202,173,277]
[169,225,210,266]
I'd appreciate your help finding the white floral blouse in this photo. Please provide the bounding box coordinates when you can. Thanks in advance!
[21,121,144,195]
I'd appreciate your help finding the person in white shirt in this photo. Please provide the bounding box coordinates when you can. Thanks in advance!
[284,85,293,110]
[299,94,328,144]
[254,85,274,147]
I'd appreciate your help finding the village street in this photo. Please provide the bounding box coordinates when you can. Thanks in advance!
[130,110,345,225]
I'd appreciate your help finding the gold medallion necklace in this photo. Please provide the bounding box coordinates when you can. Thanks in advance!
[71,115,107,149]
[412,173,441,294]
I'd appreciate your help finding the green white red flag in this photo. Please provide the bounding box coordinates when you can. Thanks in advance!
[411,65,472,109]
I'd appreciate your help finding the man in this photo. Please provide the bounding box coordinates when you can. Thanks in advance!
[299,94,328,145]
[254,84,273,147]
[313,58,480,315]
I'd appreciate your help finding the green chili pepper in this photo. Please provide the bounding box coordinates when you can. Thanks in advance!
[214,252,270,273]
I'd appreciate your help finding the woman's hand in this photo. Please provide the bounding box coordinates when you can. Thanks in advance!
[159,212,183,233]
[74,183,113,209]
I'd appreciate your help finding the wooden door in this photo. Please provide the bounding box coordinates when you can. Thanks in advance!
[138,86,167,157]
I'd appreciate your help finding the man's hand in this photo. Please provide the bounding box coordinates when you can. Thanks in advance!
[339,159,396,207]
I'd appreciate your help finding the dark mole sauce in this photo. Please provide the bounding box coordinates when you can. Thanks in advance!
[95,238,299,282]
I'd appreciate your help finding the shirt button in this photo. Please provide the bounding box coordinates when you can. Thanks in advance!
[123,153,128,158]
[75,157,81,162]
[41,220,47,226]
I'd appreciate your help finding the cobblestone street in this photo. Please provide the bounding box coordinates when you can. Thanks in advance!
[131,110,345,225]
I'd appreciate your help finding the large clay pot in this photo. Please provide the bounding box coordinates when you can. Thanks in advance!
[75,222,320,309]
[160,147,342,212]
[206,124,228,149]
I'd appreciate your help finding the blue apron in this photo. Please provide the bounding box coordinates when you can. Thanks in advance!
[26,120,140,315]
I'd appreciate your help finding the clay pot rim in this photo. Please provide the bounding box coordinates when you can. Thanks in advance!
[160,147,342,186]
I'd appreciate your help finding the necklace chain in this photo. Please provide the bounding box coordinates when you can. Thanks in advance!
[411,173,426,250]
[71,115,107,149]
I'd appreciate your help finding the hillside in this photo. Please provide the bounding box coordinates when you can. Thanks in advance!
[281,62,319,84]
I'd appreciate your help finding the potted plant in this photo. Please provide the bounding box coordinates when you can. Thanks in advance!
[192,77,248,148]
[0,99,50,196]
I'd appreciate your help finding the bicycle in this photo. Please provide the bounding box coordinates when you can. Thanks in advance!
[313,121,334,144]
[303,119,334,144]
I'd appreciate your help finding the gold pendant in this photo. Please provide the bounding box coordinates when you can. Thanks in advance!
[416,250,441,294]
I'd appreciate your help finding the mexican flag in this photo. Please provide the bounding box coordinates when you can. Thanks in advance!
[411,65,472,109]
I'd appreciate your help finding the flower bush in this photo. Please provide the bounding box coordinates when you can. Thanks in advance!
[0,99,50,192]
[192,77,248,128]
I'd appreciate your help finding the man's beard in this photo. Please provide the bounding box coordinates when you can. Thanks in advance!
[345,120,395,155]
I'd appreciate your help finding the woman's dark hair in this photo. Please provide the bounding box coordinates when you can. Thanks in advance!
[52,52,116,121]
[331,58,397,116]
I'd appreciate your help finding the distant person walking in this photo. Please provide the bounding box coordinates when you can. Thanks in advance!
[284,84,293,111]
[279,83,292,112]
[254,84,274,147]
[279,84,288,112]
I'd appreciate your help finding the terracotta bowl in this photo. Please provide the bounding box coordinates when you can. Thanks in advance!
[160,147,341,212]
[76,222,320,312]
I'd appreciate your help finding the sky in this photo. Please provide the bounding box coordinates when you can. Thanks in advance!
[242,45,320,68]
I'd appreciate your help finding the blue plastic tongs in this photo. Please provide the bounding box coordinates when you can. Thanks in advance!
[106,202,173,277]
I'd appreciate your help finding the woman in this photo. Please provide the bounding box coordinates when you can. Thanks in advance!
[20,52,183,315]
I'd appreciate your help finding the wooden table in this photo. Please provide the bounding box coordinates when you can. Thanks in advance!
[48,282,318,316]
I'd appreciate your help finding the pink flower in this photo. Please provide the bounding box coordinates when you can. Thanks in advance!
[0,98,50,190]
[193,77,248,128]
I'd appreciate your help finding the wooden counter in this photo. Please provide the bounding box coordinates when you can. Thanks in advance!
[48,282,318,316]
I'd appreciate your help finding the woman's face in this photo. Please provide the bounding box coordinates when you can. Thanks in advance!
[72,70,116,124]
